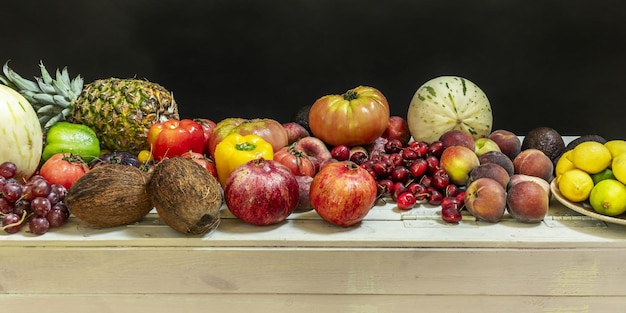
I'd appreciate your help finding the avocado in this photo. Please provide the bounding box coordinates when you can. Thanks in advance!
[291,105,312,134]
[563,134,607,152]
[521,126,566,163]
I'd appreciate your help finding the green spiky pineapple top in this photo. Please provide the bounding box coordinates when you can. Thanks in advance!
[0,61,179,155]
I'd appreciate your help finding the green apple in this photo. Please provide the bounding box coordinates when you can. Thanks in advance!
[474,138,501,157]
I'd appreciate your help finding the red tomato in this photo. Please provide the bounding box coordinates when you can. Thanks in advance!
[147,119,205,161]
[180,151,218,178]
[273,146,316,177]
[309,86,390,147]
[39,153,90,190]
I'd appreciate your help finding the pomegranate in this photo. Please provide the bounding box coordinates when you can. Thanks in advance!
[224,158,299,226]
[310,161,378,227]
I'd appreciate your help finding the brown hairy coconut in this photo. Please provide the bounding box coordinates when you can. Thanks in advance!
[66,164,153,228]
[148,157,222,235]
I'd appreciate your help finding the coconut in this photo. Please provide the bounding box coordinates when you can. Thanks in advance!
[148,157,222,235]
[65,164,153,228]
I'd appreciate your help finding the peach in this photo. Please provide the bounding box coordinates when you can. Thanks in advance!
[474,138,501,157]
[293,136,332,170]
[382,116,411,146]
[465,177,507,223]
[513,149,554,182]
[506,180,550,223]
[283,122,310,145]
[488,129,522,160]
[467,163,510,189]
[440,145,480,186]
[508,174,551,198]
[439,129,475,151]
[478,150,514,176]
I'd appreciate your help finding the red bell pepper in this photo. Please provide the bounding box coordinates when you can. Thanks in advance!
[147,119,205,161]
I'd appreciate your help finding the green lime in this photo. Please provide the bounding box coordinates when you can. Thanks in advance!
[589,179,626,216]
[591,168,616,185]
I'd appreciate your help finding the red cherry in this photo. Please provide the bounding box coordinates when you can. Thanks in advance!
[391,166,411,183]
[331,145,351,161]
[427,187,443,206]
[408,158,428,178]
[384,139,404,154]
[391,182,408,201]
[428,141,444,157]
[377,179,394,197]
[425,155,440,174]
[431,168,450,190]
[396,191,417,210]
[408,141,429,157]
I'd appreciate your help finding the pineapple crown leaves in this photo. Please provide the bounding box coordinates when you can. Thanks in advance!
[0,60,85,128]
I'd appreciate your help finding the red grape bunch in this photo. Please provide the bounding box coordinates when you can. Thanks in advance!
[332,138,465,224]
[0,161,70,235]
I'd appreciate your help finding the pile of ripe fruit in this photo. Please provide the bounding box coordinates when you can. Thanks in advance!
[0,61,610,236]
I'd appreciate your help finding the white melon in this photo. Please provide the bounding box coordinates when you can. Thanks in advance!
[0,84,43,180]
[407,76,493,144]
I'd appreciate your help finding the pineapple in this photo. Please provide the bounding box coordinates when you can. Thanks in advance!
[0,61,179,155]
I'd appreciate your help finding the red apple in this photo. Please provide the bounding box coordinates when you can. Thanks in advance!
[310,161,378,227]
[464,177,507,223]
[439,129,476,151]
[488,129,522,161]
[382,116,411,146]
[439,145,480,186]
[224,159,299,226]
[282,122,310,144]
[207,117,289,157]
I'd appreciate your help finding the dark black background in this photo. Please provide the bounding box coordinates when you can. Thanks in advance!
[3,0,625,139]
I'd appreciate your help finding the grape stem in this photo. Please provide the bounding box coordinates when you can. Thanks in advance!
[1,210,27,230]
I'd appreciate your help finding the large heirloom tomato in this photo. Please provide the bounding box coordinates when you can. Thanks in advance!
[308,86,390,147]
[207,118,288,158]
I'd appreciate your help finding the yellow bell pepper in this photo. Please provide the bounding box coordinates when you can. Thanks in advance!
[214,133,274,187]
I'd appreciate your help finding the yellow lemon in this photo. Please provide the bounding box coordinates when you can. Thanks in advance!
[605,140,626,158]
[557,169,594,202]
[568,141,612,174]
[589,179,626,216]
[611,152,626,185]
[555,150,576,177]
